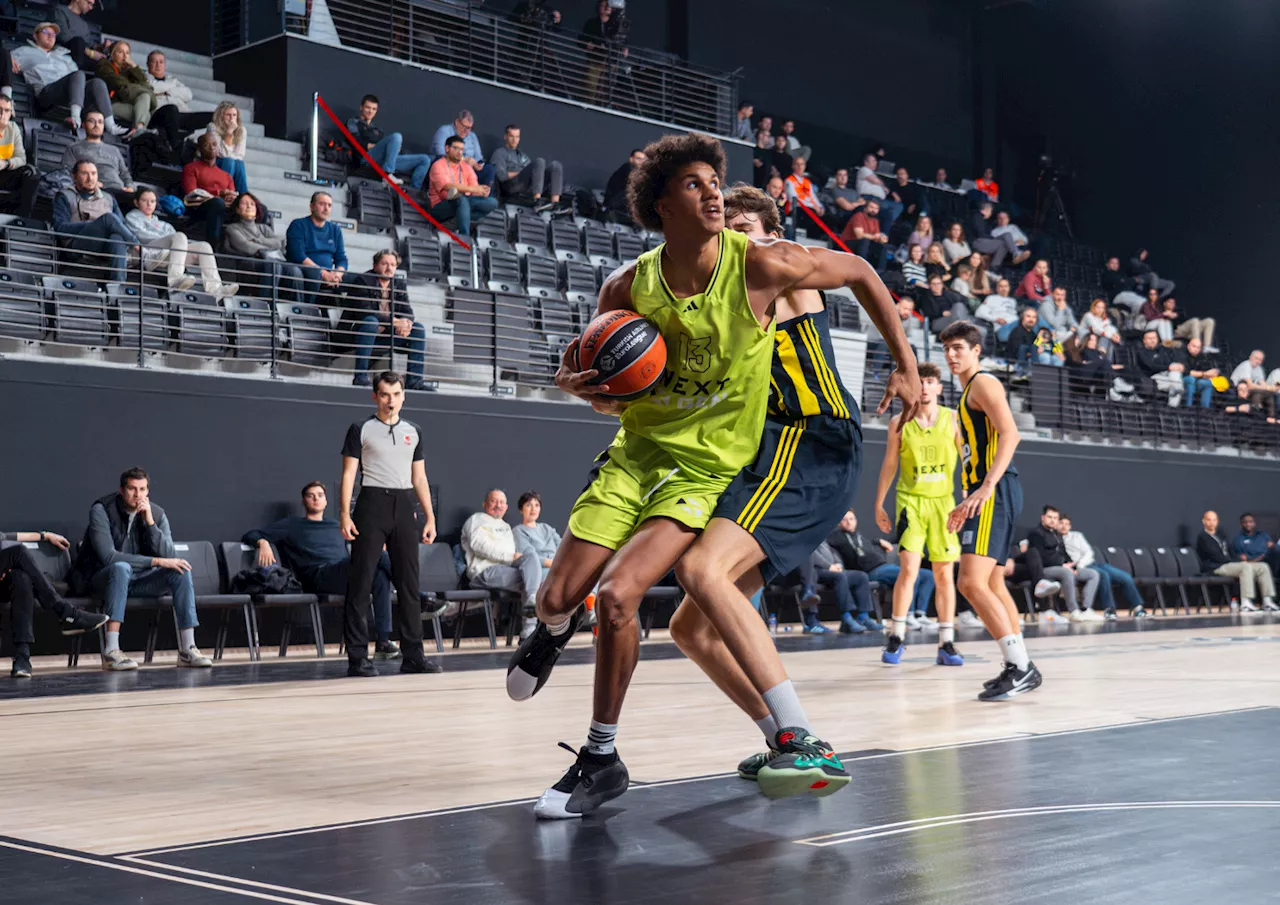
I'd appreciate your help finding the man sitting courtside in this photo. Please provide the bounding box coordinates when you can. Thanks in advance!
[1196,509,1276,613]
[1057,514,1146,621]
[460,489,543,624]
[243,481,404,660]
[1230,513,1280,595]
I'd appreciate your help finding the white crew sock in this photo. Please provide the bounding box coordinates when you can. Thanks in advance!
[586,719,617,755]
[891,617,907,638]
[69,104,82,125]
[105,630,120,653]
[999,633,1030,670]
[753,714,779,743]
[761,679,810,734]
[938,622,955,645]
[179,628,195,652]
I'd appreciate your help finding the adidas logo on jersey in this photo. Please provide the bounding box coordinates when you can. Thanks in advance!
[683,300,699,313]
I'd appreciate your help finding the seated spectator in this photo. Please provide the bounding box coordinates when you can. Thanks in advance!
[287,190,357,305]
[1175,337,1220,409]
[766,134,793,184]
[732,100,754,141]
[975,166,999,201]
[1069,332,1127,394]
[1138,287,1178,343]
[1197,510,1275,612]
[751,131,773,189]
[1003,306,1042,368]
[1134,329,1186,404]
[1039,286,1078,344]
[205,101,248,194]
[1129,247,1174,299]
[346,93,432,189]
[990,210,1028,251]
[346,249,428,390]
[925,167,954,191]
[969,201,1027,270]
[491,124,564,211]
[1103,254,1145,318]
[799,539,894,634]
[942,221,970,264]
[764,175,789,237]
[919,274,972,336]
[1166,295,1216,351]
[906,214,936,260]
[1077,296,1123,354]
[1228,350,1277,421]
[431,108,495,187]
[427,135,499,237]
[756,115,773,141]
[0,530,107,678]
[820,166,863,229]
[68,467,211,670]
[1015,259,1052,302]
[223,192,305,302]
[784,156,823,219]
[146,50,207,140]
[182,133,238,246]
[1231,513,1280,595]
[1025,506,1095,620]
[840,198,887,268]
[513,490,562,636]
[888,166,925,222]
[60,110,135,205]
[53,0,106,72]
[780,119,812,166]
[461,489,543,620]
[818,510,902,631]
[870,295,926,350]
[952,262,974,299]
[0,95,39,217]
[96,41,160,140]
[603,148,645,222]
[1058,514,1145,619]
[967,251,993,297]
[52,160,141,284]
[13,21,119,134]
[898,243,926,289]
[974,277,1018,340]
[924,241,952,283]
[126,188,236,296]
[243,481,404,660]
[855,153,902,230]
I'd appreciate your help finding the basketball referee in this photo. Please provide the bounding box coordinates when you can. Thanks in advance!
[340,370,440,676]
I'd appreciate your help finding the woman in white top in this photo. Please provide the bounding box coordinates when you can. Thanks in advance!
[125,188,238,296]
[205,101,248,194]
[942,221,971,264]
[1076,297,1123,355]
[905,214,934,259]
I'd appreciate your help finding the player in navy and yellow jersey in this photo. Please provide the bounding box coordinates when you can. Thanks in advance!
[510,142,920,818]
[940,320,1043,701]
[873,361,965,668]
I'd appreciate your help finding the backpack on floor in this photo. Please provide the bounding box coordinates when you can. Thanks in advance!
[230,564,303,595]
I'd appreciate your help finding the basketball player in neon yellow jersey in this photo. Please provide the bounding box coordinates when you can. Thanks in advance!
[507,135,920,819]
[873,361,965,667]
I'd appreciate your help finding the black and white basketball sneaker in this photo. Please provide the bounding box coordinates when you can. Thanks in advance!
[506,608,583,701]
[978,661,1042,701]
[534,742,630,819]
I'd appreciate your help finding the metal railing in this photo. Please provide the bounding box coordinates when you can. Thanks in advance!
[212,0,740,137]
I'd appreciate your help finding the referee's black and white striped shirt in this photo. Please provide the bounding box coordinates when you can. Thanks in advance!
[342,415,423,490]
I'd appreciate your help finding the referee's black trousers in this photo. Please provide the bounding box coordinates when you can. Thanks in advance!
[344,488,423,660]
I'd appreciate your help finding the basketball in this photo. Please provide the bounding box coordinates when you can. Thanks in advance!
[576,310,667,401]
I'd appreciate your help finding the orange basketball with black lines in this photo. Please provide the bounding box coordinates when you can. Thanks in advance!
[576,310,667,401]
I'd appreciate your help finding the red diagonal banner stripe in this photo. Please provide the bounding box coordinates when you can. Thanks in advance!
[314,94,472,251]
[796,201,853,254]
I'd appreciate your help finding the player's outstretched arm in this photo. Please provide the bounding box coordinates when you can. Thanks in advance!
[874,413,903,534]
[949,376,1021,528]
[749,241,920,421]
[555,263,637,412]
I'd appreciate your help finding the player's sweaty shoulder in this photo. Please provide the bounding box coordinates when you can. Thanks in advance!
[967,371,1007,412]
[745,236,812,291]
[597,262,638,313]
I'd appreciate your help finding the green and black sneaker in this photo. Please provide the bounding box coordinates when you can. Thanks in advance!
[736,747,779,781]
[756,728,851,799]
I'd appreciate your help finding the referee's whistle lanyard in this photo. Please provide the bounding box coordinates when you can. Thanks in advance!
[375,415,401,442]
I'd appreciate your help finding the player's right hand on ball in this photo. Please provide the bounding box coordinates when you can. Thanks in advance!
[555,337,612,401]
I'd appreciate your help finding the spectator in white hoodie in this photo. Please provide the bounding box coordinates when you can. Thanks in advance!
[145,50,207,141]
[973,277,1018,341]
[125,188,237,295]
[460,489,544,625]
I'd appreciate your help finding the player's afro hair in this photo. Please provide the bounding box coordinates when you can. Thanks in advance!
[627,133,726,232]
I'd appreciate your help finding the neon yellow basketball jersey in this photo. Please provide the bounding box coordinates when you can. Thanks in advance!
[896,406,958,498]
[619,228,775,480]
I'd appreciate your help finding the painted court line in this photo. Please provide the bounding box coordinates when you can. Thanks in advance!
[795,801,1280,847]
[120,704,1275,859]
[0,839,368,905]
[120,857,382,905]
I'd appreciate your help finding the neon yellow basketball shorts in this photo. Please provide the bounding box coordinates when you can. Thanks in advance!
[895,491,961,563]
[568,434,730,551]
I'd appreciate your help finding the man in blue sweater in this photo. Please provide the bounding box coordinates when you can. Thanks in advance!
[1231,513,1280,589]
[243,481,402,658]
[286,191,356,307]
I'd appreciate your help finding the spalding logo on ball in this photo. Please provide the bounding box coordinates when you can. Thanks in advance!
[576,310,667,401]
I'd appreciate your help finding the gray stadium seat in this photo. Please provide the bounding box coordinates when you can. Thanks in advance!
[218,541,330,659]
[1174,546,1234,610]
[550,219,584,262]
[170,289,229,357]
[583,222,619,267]
[278,302,332,367]
[0,267,46,340]
[41,275,109,347]
[524,253,560,298]
[418,543,495,650]
[613,231,645,262]
[486,248,522,294]
[402,235,444,282]
[106,282,169,351]
[224,296,274,360]
[513,214,549,256]
[0,216,57,275]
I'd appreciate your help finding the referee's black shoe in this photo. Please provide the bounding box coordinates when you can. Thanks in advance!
[347,658,378,678]
[507,607,583,701]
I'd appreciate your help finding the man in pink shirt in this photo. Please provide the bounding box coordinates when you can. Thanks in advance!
[427,134,498,236]
[1015,258,1052,301]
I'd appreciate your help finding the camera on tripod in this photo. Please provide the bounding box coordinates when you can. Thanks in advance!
[515,0,560,28]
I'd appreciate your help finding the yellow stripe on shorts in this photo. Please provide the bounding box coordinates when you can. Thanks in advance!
[737,424,803,532]
[742,425,803,533]
[976,492,996,557]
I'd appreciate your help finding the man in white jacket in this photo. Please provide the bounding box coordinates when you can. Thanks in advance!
[461,489,544,633]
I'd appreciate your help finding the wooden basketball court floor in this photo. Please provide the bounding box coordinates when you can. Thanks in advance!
[3,616,1278,904]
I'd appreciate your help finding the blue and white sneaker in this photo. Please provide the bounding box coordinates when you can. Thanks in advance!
[881,634,904,664]
[935,642,964,666]
[804,622,830,634]
[856,613,885,632]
